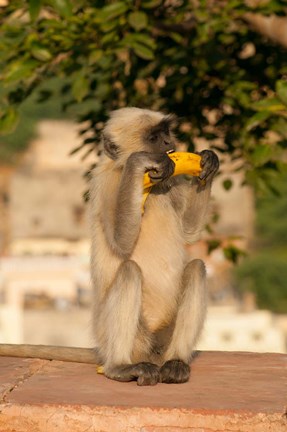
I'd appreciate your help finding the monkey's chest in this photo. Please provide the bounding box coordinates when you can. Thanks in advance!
[132,198,186,331]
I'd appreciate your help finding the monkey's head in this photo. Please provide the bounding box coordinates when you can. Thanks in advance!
[102,107,177,164]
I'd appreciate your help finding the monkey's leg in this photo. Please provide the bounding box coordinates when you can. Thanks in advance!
[160,259,207,384]
[101,260,159,386]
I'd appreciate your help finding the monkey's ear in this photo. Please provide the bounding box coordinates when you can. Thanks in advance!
[102,133,119,160]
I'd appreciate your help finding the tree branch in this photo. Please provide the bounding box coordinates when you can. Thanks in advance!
[243,13,287,49]
[156,13,287,50]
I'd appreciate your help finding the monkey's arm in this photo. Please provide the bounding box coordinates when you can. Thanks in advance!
[107,152,174,257]
[178,150,219,243]
[112,155,145,257]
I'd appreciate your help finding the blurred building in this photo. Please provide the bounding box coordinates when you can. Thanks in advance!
[9,120,90,256]
[198,306,286,354]
[0,304,22,344]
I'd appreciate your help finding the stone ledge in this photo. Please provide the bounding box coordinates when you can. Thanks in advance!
[0,351,286,432]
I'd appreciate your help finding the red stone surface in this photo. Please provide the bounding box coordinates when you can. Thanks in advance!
[0,351,286,432]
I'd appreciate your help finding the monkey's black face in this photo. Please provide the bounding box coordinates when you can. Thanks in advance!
[145,118,176,154]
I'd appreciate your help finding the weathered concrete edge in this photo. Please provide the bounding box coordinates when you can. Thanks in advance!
[0,403,286,432]
[0,359,48,405]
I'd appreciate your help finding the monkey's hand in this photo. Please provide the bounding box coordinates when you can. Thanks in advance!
[127,151,175,183]
[145,152,175,183]
[197,150,219,184]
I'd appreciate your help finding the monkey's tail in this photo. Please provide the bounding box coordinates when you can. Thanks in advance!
[0,344,101,365]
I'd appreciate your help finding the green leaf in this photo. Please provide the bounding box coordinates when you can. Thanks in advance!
[4,59,39,83]
[131,33,156,49]
[88,49,103,65]
[83,190,90,202]
[276,80,287,107]
[72,74,89,102]
[223,245,246,264]
[141,0,162,8]
[28,0,42,21]
[0,108,19,135]
[250,144,274,167]
[97,2,128,21]
[37,89,53,103]
[96,55,113,70]
[128,12,148,31]
[100,19,119,32]
[133,43,154,60]
[69,143,86,156]
[207,239,221,254]
[31,44,52,62]
[169,32,184,44]
[245,111,271,131]
[101,31,119,46]
[121,33,156,52]
[271,118,287,138]
[252,97,285,112]
[94,82,111,99]
[50,0,72,18]
[223,178,233,191]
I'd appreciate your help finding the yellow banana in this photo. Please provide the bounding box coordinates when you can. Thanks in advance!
[143,151,202,190]
[142,152,202,213]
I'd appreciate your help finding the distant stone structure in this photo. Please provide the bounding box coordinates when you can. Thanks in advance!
[198,306,286,354]
[9,120,91,255]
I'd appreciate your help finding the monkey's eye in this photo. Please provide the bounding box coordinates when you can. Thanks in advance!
[149,134,158,143]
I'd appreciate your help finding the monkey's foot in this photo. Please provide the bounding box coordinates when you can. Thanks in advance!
[160,359,190,384]
[105,362,160,386]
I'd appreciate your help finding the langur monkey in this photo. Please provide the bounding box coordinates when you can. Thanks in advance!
[0,107,219,386]
[89,107,219,385]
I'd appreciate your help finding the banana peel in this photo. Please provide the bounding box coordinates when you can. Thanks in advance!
[96,365,104,374]
[142,152,202,213]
